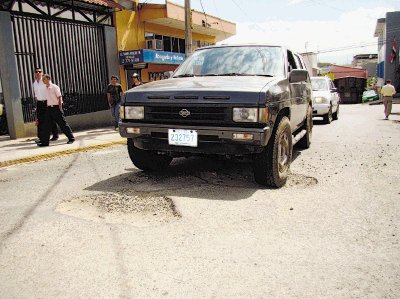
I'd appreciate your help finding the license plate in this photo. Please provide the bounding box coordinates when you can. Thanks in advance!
[168,129,198,147]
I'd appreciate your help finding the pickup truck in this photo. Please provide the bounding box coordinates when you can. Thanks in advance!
[119,44,313,187]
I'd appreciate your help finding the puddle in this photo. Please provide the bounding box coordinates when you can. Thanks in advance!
[56,191,181,227]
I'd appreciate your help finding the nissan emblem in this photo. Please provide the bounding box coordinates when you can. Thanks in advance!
[179,109,191,118]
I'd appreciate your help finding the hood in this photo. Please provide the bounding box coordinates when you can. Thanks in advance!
[124,76,277,105]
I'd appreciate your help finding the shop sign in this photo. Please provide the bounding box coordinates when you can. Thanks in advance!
[143,50,186,65]
[119,50,143,65]
[119,49,186,65]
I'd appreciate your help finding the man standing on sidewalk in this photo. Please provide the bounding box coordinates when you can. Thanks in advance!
[106,75,123,130]
[32,67,58,144]
[37,74,75,147]
[380,80,396,120]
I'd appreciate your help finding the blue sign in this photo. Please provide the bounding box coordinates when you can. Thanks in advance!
[143,50,186,65]
[119,49,186,65]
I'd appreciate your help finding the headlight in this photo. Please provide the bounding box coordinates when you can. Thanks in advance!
[314,97,329,104]
[233,108,258,122]
[119,106,125,119]
[123,106,144,120]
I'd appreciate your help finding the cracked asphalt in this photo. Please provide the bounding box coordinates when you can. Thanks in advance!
[0,104,399,298]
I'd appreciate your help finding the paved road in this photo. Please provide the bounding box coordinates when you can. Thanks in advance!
[0,104,399,298]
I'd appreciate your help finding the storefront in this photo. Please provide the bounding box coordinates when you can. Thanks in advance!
[119,49,186,88]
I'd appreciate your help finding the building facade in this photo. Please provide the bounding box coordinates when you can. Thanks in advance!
[374,11,400,89]
[0,0,121,139]
[352,54,378,78]
[115,1,236,90]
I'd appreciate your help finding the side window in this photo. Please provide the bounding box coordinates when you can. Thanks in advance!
[287,50,298,72]
[294,54,304,69]
[298,54,308,69]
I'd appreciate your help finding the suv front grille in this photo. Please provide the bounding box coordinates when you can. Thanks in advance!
[145,105,230,125]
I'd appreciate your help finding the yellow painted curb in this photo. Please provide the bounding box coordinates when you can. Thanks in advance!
[0,140,127,168]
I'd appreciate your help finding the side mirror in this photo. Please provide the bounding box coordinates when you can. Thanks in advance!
[163,71,174,78]
[331,87,338,92]
[289,69,308,83]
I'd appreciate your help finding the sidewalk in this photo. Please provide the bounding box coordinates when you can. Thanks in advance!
[0,127,125,168]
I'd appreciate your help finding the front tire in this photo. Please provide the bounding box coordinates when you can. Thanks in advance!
[323,106,333,124]
[333,104,339,120]
[253,116,292,188]
[127,138,172,171]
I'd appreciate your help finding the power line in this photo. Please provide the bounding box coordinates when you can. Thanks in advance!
[230,0,265,32]
[212,0,227,39]
[199,0,208,27]
[308,38,399,55]
[308,0,345,12]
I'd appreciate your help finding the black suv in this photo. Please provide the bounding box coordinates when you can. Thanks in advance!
[119,44,313,187]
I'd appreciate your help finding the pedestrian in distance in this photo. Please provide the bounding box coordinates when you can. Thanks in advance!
[37,74,75,147]
[106,75,123,130]
[131,73,143,88]
[380,80,396,120]
[32,67,59,144]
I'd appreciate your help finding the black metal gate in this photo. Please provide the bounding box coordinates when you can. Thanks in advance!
[11,14,109,123]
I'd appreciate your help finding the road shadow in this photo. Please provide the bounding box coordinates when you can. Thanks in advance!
[86,157,259,201]
[86,151,307,202]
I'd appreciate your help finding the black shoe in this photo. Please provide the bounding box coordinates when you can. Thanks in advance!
[67,139,75,144]
[35,139,41,144]
[50,136,59,141]
[37,143,49,147]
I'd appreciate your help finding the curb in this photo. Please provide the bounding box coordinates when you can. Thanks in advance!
[0,140,127,168]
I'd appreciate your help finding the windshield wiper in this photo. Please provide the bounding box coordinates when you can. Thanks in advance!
[219,73,249,76]
[253,74,274,77]
[174,74,195,78]
[216,73,275,77]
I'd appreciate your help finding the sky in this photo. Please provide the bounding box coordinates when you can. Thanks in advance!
[148,0,400,65]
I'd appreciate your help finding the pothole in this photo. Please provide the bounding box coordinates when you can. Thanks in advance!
[56,192,181,227]
[286,173,318,188]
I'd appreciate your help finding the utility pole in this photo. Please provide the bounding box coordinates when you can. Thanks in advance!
[185,0,192,56]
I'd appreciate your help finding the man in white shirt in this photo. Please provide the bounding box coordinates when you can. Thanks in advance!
[380,80,397,120]
[32,67,58,143]
[37,74,74,147]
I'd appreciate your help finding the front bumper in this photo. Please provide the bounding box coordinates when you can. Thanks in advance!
[312,103,330,116]
[119,122,272,155]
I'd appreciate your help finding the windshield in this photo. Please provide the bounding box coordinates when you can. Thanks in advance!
[173,46,285,78]
[311,78,329,91]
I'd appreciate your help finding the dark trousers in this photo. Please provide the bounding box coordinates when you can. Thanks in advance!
[43,106,74,145]
[37,101,58,142]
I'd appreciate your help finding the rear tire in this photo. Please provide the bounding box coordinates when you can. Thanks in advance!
[297,105,312,149]
[127,138,172,171]
[253,117,292,188]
